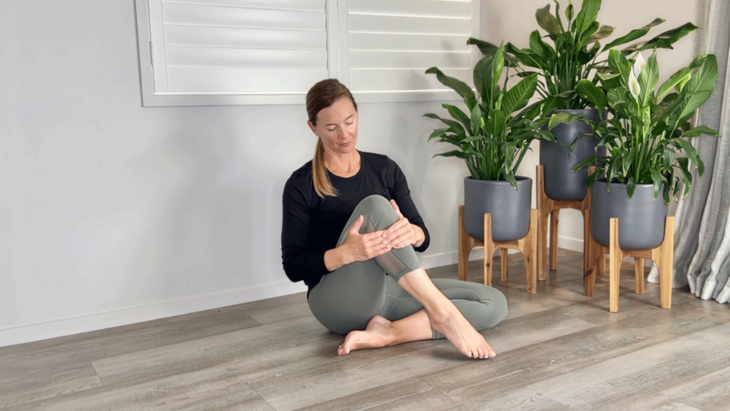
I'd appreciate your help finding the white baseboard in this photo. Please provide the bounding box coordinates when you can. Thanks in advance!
[0,281,307,348]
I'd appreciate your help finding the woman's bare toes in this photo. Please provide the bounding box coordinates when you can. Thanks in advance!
[428,310,495,360]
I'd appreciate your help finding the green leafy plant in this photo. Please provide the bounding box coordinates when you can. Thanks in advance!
[424,44,555,188]
[468,0,698,114]
[550,48,719,203]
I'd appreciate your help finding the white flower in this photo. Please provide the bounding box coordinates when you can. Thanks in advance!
[633,52,646,78]
[628,71,641,99]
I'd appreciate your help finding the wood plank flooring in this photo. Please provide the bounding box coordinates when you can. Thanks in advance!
[2,249,729,410]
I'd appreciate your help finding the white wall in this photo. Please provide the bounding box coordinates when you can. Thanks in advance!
[0,0,698,347]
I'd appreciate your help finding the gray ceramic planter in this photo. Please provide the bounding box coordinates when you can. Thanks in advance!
[464,176,532,242]
[591,179,668,250]
[540,109,604,201]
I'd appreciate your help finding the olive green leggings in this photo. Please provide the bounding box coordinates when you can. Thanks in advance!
[308,195,508,338]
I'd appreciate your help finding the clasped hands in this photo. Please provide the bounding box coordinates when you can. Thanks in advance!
[343,199,424,262]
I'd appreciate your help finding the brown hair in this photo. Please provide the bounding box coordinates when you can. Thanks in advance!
[306,79,358,198]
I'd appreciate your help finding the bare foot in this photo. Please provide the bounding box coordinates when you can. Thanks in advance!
[337,315,393,355]
[428,309,495,360]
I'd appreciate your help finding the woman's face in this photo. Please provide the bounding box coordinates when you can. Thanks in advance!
[308,97,358,156]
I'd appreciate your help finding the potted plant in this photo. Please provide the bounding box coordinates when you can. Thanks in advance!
[425,44,555,242]
[550,48,719,249]
[468,0,697,201]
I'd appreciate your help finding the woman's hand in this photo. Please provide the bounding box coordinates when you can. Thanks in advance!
[384,200,424,249]
[325,216,392,271]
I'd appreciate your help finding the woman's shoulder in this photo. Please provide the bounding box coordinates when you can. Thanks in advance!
[284,161,314,195]
[288,160,314,180]
[360,151,397,168]
[360,151,403,177]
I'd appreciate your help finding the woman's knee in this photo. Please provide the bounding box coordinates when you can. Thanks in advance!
[353,195,398,231]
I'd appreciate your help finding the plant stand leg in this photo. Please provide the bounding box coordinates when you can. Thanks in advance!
[583,209,591,274]
[635,258,644,294]
[500,249,508,282]
[536,166,550,281]
[598,252,606,276]
[583,210,597,297]
[458,206,475,281]
[654,216,674,309]
[522,209,538,294]
[483,213,495,287]
[550,209,560,271]
[609,218,622,313]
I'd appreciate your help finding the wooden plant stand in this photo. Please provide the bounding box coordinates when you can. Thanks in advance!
[536,165,598,281]
[458,206,538,294]
[584,213,675,312]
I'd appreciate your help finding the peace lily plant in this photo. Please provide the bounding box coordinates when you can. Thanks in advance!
[424,44,555,188]
[468,0,698,114]
[550,48,720,203]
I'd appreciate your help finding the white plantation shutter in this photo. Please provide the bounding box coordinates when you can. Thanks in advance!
[134,0,480,106]
[344,0,479,99]
[138,0,330,105]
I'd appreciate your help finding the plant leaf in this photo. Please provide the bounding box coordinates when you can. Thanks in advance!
[639,22,699,51]
[576,79,607,114]
[608,49,632,79]
[589,25,615,43]
[423,113,467,136]
[542,90,578,115]
[674,138,701,171]
[442,104,472,131]
[536,4,562,36]
[638,50,660,106]
[547,112,594,130]
[565,1,574,24]
[425,67,476,104]
[677,54,718,122]
[649,168,663,200]
[596,72,622,90]
[676,157,693,198]
[502,73,538,115]
[657,66,693,100]
[681,125,720,138]
[470,103,483,136]
[486,109,507,137]
[490,45,506,98]
[435,150,472,160]
[529,30,555,60]
[467,38,517,66]
[622,152,634,176]
[601,17,665,52]
[504,43,544,69]
[428,128,448,141]
[627,176,636,198]
[573,0,602,44]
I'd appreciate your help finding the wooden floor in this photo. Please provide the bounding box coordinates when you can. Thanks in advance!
[3,249,730,411]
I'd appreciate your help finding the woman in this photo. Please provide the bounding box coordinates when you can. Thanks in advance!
[281,79,507,359]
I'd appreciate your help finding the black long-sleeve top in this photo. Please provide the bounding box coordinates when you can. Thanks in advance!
[281,151,430,292]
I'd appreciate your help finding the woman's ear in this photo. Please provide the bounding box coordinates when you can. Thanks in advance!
[307,120,317,135]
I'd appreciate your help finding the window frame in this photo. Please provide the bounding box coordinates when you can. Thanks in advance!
[134,0,480,107]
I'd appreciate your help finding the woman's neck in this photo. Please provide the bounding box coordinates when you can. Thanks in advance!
[324,150,361,178]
